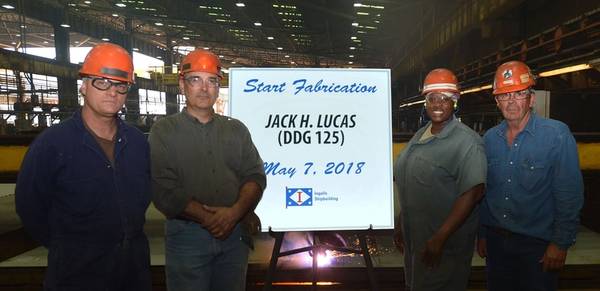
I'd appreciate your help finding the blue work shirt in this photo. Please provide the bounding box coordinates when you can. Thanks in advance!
[15,109,151,246]
[480,112,583,249]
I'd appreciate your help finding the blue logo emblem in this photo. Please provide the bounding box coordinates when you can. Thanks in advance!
[286,187,313,207]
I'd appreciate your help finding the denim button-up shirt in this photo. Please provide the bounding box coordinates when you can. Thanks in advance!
[480,112,583,249]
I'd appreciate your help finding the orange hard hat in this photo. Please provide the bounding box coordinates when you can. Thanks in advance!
[179,50,222,78]
[79,43,134,83]
[422,68,460,94]
[492,61,535,95]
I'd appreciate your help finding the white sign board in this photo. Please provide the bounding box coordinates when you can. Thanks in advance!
[229,68,393,231]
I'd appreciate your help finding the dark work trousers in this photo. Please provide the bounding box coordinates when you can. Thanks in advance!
[485,228,558,291]
[44,235,152,291]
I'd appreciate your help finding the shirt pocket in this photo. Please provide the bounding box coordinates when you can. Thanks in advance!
[519,159,548,192]
[223,139,242,170]
[411,155,436,187]
[56,176,103,217]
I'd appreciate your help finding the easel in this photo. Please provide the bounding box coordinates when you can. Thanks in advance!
[262,226,380,291]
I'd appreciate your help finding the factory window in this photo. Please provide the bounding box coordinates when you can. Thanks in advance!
[0,69,59,128]
[139,88,166,115]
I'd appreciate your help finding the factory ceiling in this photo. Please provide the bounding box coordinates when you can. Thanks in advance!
[0,0,415,68]
[0,0,597,86]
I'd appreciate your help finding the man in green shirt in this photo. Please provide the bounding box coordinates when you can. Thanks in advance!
[394,69,486,291]
[149,49,266,291]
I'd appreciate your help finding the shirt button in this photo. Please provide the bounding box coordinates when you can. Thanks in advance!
[507,178,511,183]
[107,164,112,168]
[118,138,122,143]
[514,143,518,147]
[530,166,534,170]
[505,196,509,200]
[503,214,507,218]
[509,161,513,165]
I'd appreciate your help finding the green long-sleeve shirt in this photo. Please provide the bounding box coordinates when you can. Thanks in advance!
[149,109,266,218]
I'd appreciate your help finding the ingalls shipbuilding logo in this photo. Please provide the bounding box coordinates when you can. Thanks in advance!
[286,187,313,208]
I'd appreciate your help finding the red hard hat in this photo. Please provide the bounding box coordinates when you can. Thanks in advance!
[79,43,134,83]
[422,68,460,94]
[493,61,535,95]
[179,50,222,78]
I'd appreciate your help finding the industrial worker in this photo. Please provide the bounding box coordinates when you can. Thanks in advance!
[393,68,486,291]
[149,49,266,291]
[15,43,152,290]
[478,60,584,291]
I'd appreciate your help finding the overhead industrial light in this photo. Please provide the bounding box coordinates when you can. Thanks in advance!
[84,1,91,4]
[155,22,164,26]
[350,36,357,40]
[182,36,190,40]
[353,3,363,7]
[461,84,492,94]
[2,4,15,9]
[231,61,236,64]
[203,47,210,50]
[218,55,224,58]
[284,55,289,58]
[112,13,118,17]
[349,55,354,58]
[157,56,162,59]
[349,46,356,50]
[348,61,353,64]
[254,22,262,26]
[277,47,283,50]
[539,63,592,77]
[133,48,139,51]
[235,2,245,7]
[101,38,110,41]
[267,36,274,40]
[351,22,359,27]
[60,23,71,28]
[399,99,426,108]
[115,2,126,7]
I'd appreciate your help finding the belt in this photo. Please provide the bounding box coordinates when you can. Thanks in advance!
[488,226,514,237]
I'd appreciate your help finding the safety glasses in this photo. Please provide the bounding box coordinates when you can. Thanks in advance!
[87,77,131,94]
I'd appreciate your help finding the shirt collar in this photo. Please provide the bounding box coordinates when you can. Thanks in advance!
[495,110,537,138]
[414,117,459,143]
[182,107,218,125]
[73,108,128,145]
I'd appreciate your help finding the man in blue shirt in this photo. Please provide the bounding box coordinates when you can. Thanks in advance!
[478,60,584,291]
[15,43,152,291]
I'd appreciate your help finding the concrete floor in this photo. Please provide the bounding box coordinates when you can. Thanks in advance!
[1,182,599,269]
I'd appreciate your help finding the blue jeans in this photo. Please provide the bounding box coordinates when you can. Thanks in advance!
[485,228,558,291]
[165,219,250,291]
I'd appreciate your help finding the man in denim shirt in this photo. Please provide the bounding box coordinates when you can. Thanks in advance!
[478,61,583,291]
